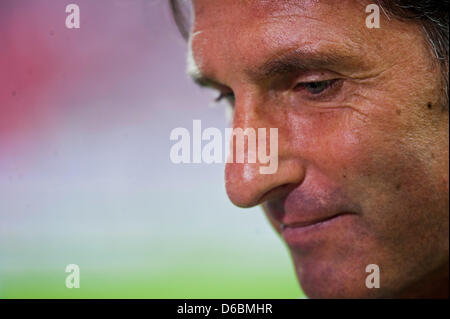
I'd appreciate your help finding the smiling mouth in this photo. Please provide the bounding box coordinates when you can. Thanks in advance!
[279,212,352,231]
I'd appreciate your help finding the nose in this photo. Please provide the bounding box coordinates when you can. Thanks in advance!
[224,94,306,208]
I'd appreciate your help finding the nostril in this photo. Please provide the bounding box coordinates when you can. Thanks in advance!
[258,183,298,204]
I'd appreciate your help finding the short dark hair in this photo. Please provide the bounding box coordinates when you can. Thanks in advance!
[170,0,449,108]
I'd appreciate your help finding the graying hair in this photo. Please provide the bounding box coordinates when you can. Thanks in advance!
[375,0,449,109]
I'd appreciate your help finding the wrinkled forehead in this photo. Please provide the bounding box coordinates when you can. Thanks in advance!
[193,0,321,25]
[190,0,371,34]
[191,0,331,46]
[188,0,370,81]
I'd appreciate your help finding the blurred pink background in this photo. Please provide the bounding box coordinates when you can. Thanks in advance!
[0,0,300,298]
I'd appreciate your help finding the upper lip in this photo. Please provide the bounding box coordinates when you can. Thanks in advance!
[265,186,359,232]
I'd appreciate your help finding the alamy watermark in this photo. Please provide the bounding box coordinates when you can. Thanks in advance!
[365,264,380,288]
[65,264,80,288]
[65,4,80,29]
[366,4,380,29]
[170,120,278,174]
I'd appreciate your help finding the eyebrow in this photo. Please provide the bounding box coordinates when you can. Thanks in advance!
[256,48,349,79]
[188,45,358,88]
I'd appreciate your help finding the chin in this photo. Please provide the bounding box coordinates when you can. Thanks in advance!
[289,240,392,299]
[293,258,382,299]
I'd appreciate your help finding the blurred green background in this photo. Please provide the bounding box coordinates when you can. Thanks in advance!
[1,187,304,298]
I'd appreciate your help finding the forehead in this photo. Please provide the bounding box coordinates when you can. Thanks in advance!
[193,0,326,23]
[190,0,371,82]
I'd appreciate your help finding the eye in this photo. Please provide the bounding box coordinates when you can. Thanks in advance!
[294,79,338,95]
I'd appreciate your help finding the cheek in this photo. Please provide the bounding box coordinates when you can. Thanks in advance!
[284,108,374,179]
[302,106,445,247]
[284,106,433,208]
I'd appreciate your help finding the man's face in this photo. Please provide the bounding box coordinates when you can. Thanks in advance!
[189,0,449,298]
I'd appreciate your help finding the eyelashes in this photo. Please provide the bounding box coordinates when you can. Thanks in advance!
[213,78,342,107]
[215,91,235,105]
[294,79,340,96]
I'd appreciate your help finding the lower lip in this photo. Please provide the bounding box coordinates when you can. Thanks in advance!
[281,214,355,247]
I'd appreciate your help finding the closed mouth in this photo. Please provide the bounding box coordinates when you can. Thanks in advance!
[280,212,352,231]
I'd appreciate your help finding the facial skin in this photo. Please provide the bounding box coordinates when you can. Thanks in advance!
[188,0,449,298]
